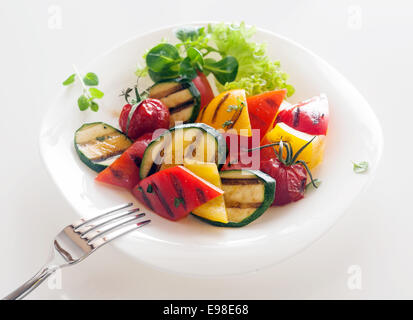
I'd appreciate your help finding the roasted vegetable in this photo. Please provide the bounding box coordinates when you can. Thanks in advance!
[196,89,252,137]
[132,166,224,221]
[183,160,228,223]
[264,122,326,169]
[247,89,286,141]
[148,78,201,126]
[119,97,170,141]
[139,123,226,179]
[256,138,319,206]
[195,169,275,227]
[95,133,154,190]
[74,122,132,172]
[275,94,329,136]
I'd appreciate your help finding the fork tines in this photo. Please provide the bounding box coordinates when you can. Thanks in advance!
[72,203,150,248]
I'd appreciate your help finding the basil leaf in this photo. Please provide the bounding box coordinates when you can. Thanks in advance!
[204,56,238,85]
[146,43,181,73]
[77,95,90,111]
[353,161,369,173]
[83,72,99,86]
[89,87,104,99]
[175,26,205,42]
[187,47,204,66]
[179,57,197,80]
[62,73,76,86]
[90,101,99,112]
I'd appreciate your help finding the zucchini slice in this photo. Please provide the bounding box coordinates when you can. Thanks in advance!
[139,123,226,179]
[195,170,275,227]
[74,122,132,172]
[148,78,201,126]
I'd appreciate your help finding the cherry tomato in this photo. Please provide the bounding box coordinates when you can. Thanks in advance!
[119,98,169,140]
[275,94,329,135]
[260,158,307,206]
[192,71,214,109]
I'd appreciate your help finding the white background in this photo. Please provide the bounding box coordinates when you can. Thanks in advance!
[0,0,411,299]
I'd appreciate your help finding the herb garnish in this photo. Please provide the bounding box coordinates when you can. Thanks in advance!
[174,197,185,208]
[353,161,369,173]
[63,65,104,112]
[222,120,234,128]
[136,26,238,85]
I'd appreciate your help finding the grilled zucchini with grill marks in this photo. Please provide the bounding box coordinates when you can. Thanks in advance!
[139,123,226,179]
[148,78,201,127]
[74,122,132,172]
[195,169,275,227]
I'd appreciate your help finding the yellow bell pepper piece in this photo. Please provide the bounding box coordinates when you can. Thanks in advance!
[265,122,326,169]
[183,160,228,223]
[196,89,252,137]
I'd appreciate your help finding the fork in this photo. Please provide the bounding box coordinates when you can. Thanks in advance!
[3,203,150,300]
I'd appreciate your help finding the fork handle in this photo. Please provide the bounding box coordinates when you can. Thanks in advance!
[3,265,55,300]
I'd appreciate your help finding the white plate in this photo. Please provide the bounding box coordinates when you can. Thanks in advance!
[39,23,383,276]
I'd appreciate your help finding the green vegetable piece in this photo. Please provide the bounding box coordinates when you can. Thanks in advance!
[83,72,99,86]
[222,120,233,128]
[90,101,99,112]
[179,57,198,80]
[187,47,204,66]
[209,22,294,96]
[89,87,104,99]
[146,43,181,73]
[148,68,179,83]
[174,197,184,208]
[204,56,238,85]
[147,184,153,193]
[175,26,205,42]
[353,161,368,173]
[62,73,76,86]
[78,95,90,111]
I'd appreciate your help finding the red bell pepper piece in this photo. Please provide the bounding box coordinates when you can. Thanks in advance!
[132,166,223,221]
[247,90,286,141]
[95,151,140,190]
[95,133,154,190]
[275,94,329,135]
[192,71,215,109]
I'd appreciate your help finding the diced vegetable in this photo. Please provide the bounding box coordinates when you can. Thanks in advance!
[139,123,226,179]
[148,78,201,126]
[74,122,132,172]
[265,122,326,169]
[247,90,286,141]
[196,89,252,137]
[132,166,224,221]
[183,160,228,223]
[95,151,140,190]
[196,170,275,227]
[191,71,215,110]
[275,94,329,135]
[95,133,154,190]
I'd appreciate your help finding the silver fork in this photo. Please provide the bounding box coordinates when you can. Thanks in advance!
[3,203,150,300]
